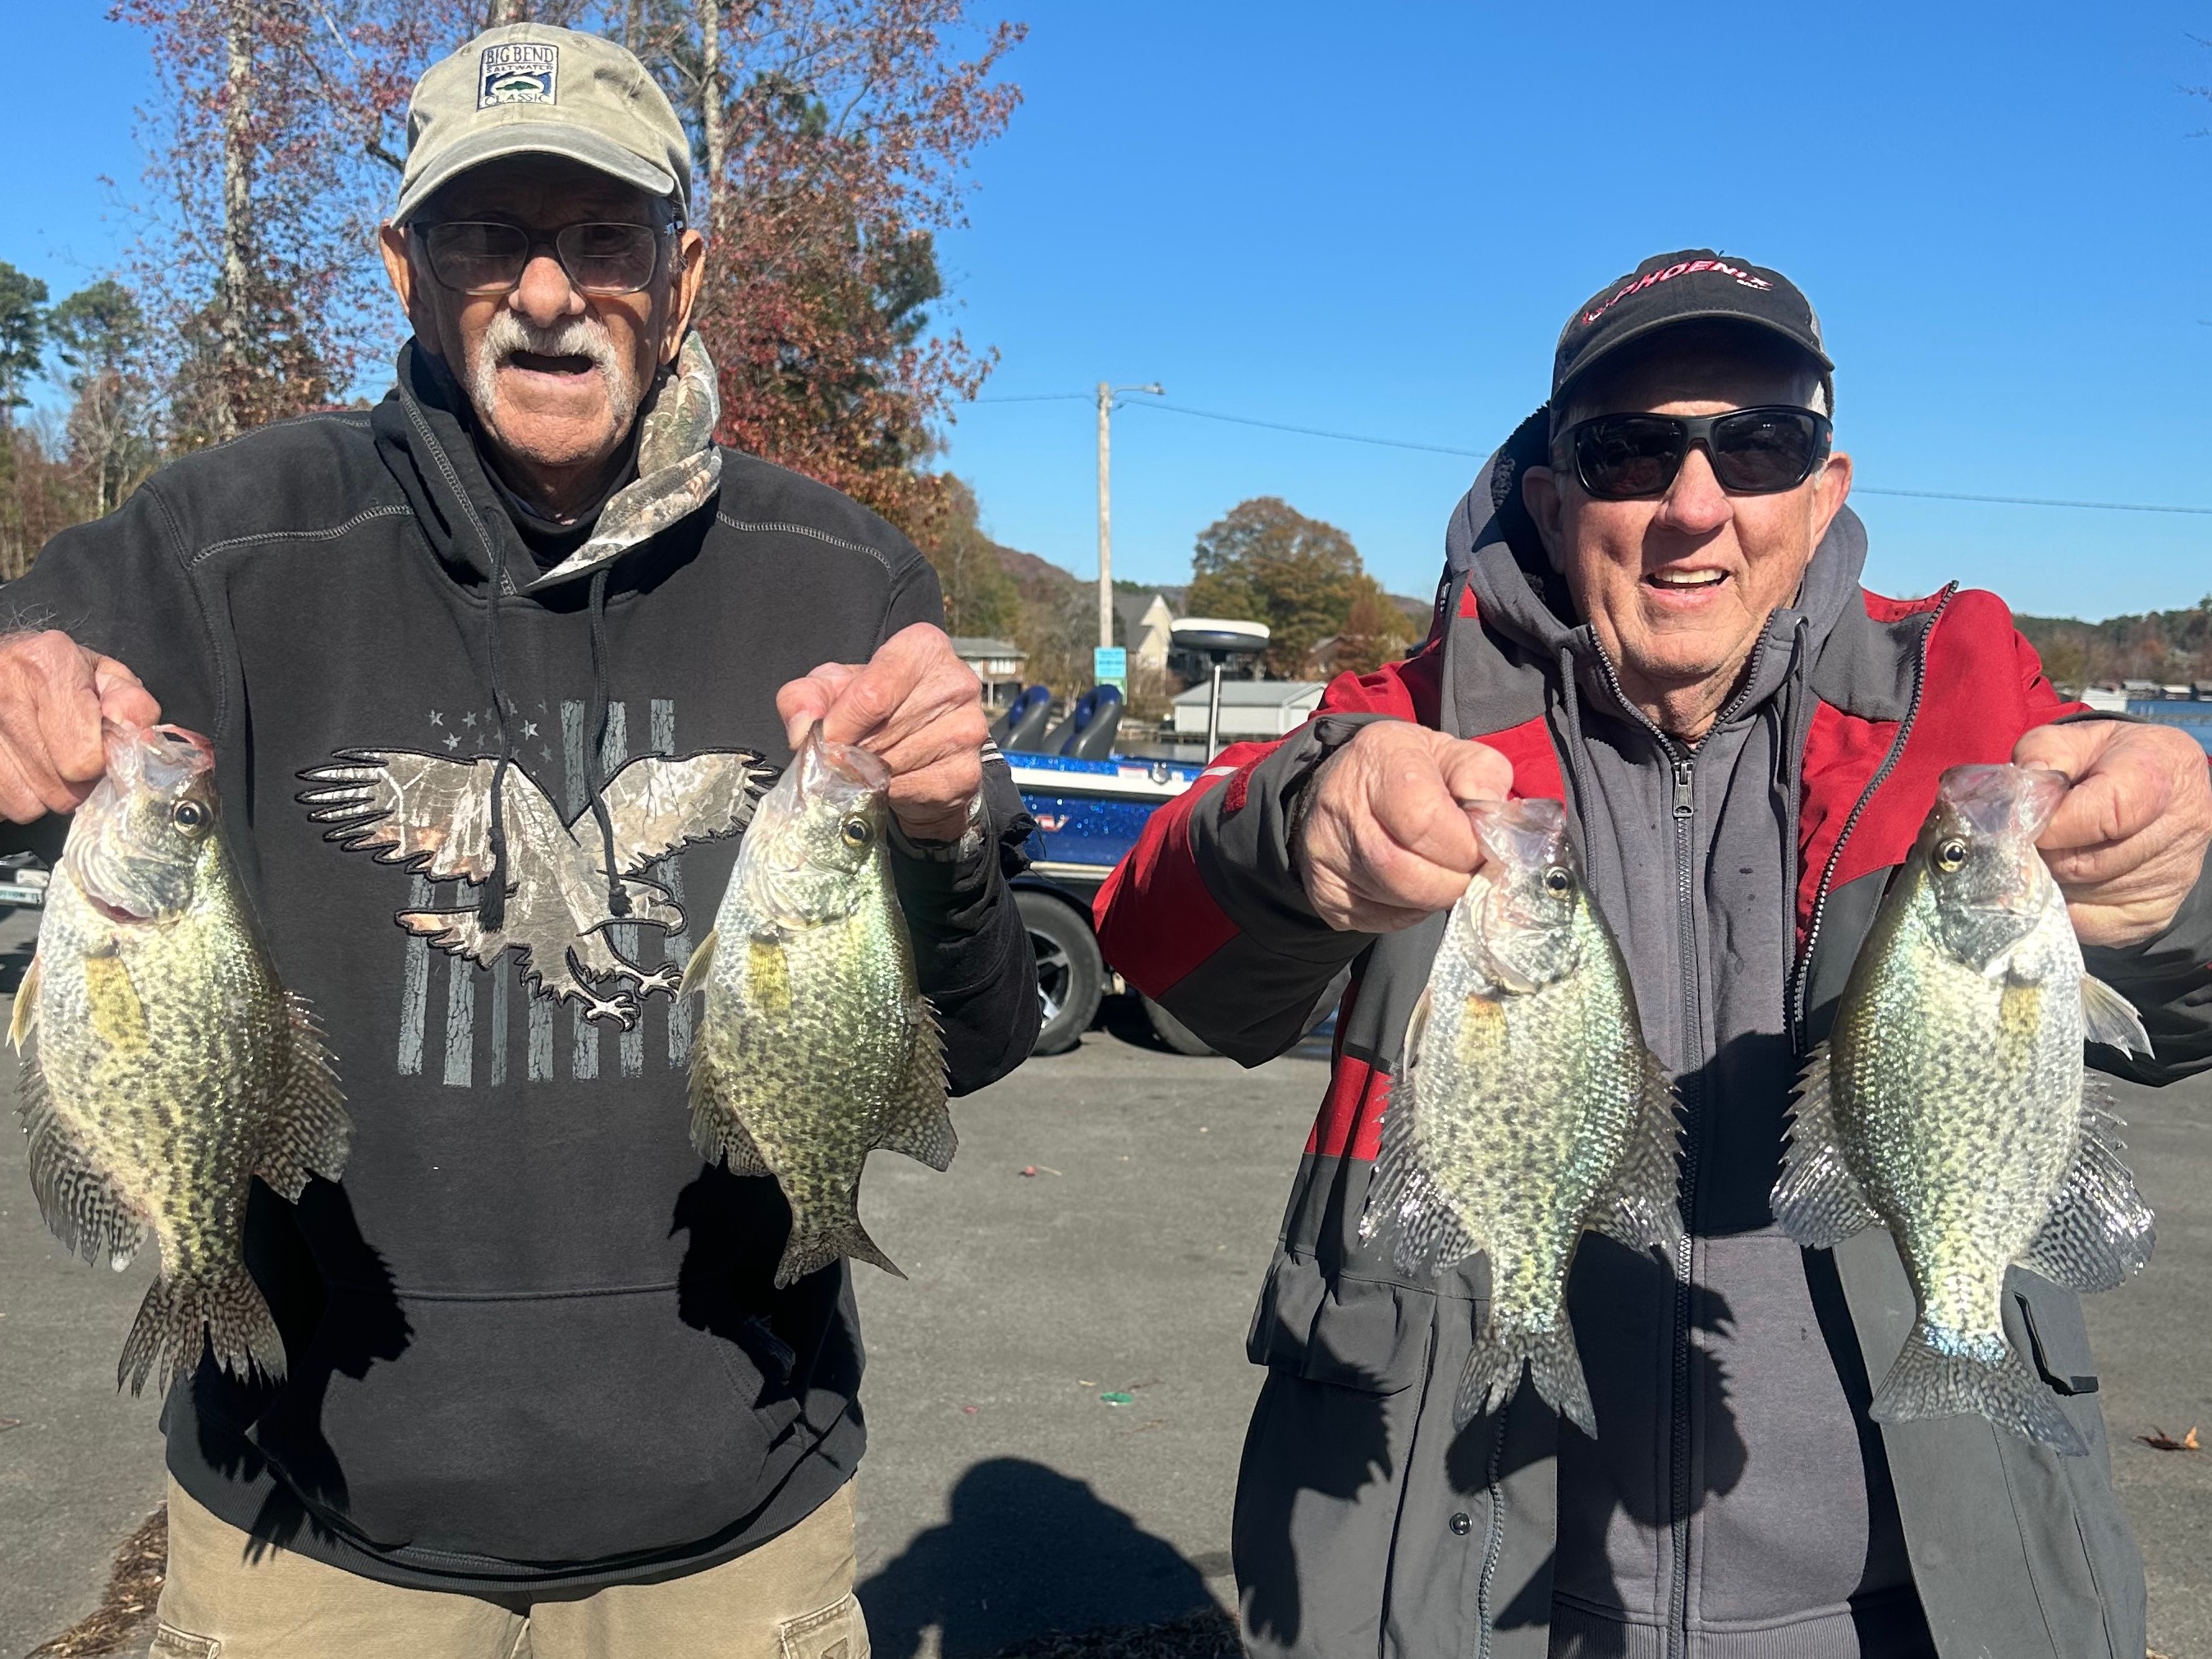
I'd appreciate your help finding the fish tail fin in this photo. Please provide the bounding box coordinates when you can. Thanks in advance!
[776,1211,904,1290]
[1454,1316,1593,1437]
[1871,1322,2085,1456]
[119,1262,285,1397]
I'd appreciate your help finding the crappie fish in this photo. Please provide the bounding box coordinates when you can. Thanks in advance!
[685,724,951,1286]
[1773,763,2155,1455]
[1362,797,1680,1434]
[11,723,349,1394]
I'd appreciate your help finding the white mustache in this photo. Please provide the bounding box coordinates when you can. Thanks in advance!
[465,310,641,440]
[480,312,622,378]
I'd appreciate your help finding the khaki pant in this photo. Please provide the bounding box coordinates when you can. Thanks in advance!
[151,1478,869,1659]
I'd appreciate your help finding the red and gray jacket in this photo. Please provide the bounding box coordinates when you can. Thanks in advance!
[1097,413,2212,1659]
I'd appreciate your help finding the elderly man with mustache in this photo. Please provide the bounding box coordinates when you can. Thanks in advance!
[0,24,1037,1658]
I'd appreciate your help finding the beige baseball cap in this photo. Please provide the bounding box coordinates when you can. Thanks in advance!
[394,24,692,225]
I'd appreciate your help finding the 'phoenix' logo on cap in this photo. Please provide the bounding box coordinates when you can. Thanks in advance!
[1580,258,1773,328]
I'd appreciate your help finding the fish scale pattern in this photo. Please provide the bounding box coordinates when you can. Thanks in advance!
[1363,801,1681,1437]
[1774,763,2157,1455]
[19,736,349,1394]
[688,731,952,1289]
[1837,882,2082,1341]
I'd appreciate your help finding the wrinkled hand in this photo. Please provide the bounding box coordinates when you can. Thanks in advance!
[0,630,160,822]
[2014,719,2212,949]
[1294,721,1515,933]
[776,623,989,842]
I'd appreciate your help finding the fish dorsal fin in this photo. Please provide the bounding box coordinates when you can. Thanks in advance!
[1587,1046,1684,1258]
[2080,974,2151,1058]
[2017,1079,2155,1291]
[1770,1043,1882,1249]
[254,992,354,1203]
[686,1058,771,1176]
[1358,989,1478,1276]
[9,950,39,1052]
[16,1049,146,1270]
[872,996,955,1171]
[679,928,718,998]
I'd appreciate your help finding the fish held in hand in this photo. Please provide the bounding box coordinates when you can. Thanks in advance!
[1772,762,2155,1455]
[1362,796,1680,1436]
[11,723,349,1395]
[685,723,951,1288]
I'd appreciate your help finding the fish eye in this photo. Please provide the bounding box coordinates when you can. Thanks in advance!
[840,815,871,849]
[1541,865,1573,895]
[1933,837,1968,873]
[171,800,211,837]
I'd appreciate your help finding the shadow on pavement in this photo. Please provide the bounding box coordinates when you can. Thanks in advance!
[859,1458,1220,1659]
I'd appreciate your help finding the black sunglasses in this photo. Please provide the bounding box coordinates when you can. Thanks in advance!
[1554,406,1834,500]
[414,219,680,297]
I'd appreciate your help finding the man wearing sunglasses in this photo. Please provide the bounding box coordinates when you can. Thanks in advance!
[1099,249,2212,1657]
[0,22,1037,1658]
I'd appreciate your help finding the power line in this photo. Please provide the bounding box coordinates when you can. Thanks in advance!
[1852,486,2212,517]
[1136,399,1486,458]
[970,393,2212,516]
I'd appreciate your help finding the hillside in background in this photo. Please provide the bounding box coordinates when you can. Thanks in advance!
[992,551,1430,661]
[2014,602,2212,690]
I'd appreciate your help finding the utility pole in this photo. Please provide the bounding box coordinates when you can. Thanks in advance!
[1095,380,1162,650]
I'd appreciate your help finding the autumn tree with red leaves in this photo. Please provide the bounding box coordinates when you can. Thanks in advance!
[613,1,1023,539]
[110,0,1019,545]
[1187,497,1414,679]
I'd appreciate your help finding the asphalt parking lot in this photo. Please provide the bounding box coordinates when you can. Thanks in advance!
[2,905,2208,1657]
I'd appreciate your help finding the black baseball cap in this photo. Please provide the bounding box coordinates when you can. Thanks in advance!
[1551,249,1831,401]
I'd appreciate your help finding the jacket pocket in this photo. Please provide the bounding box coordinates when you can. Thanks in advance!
[1245,1249,1448,1395]
[1996,1272,2145,1659]
[263,1285,781,1564]
[2011,1282,2098,1395]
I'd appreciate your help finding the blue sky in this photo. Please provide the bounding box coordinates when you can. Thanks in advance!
[8,2,2212,619]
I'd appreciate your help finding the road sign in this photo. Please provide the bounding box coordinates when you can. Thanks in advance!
[1093,646,1128,692]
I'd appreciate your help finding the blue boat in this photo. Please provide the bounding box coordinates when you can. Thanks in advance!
[1002,746,1216,1056]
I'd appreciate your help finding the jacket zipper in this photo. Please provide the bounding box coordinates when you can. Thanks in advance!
[1664,743,1699,1659]
[1587,637,1775,1659]
[1786,585,1957,1047]
[1475,1412,1509,1659]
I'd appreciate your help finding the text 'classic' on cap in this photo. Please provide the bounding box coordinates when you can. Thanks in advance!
[1552,250,1831,400]
[396,24,693,224]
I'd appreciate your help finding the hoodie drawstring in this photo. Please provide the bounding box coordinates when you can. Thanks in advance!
[480,552,516,933]
[584,566,630,919]
[474,552,630,927]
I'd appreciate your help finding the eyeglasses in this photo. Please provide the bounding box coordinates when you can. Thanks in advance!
[1554,406,1834,500]
[414,219,677,297]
